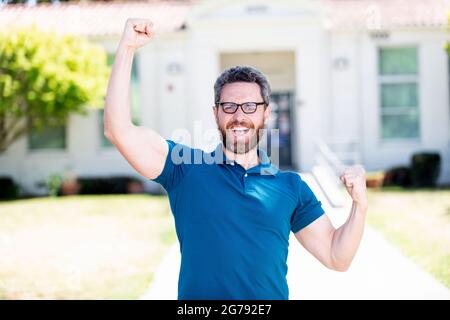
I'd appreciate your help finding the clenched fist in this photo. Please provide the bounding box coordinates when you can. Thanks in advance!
[340,165,368,208]
[119,18,154,50]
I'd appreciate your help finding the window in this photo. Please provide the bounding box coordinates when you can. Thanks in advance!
[379,47,420,140]
[100,54,141,148]
[28,121,66,150]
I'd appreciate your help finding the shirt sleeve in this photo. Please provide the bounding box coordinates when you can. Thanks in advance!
[290,177,325,233]
[151,139,193,192]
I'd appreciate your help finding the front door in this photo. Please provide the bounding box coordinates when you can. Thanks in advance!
[268,92,294,168]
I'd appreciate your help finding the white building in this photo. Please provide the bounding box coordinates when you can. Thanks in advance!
[1,0,449,195]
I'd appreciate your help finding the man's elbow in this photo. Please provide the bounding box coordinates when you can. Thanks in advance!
[103,117,117,142]
[331,262,350,272]
[328,256,352,272]
[104,123,134,143]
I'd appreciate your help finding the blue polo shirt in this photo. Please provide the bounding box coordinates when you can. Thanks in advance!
[152,140,325,300]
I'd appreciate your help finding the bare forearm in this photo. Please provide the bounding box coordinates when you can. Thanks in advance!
[104,43,135,137]
[330,201,367,271]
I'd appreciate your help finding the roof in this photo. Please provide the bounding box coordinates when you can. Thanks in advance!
[0,0,449,36]
[323,0,450,30]
[0,1,192,37]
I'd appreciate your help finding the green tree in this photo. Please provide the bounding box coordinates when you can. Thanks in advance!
[0,26,109,152]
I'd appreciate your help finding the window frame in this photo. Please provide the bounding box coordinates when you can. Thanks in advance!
[378,46,421,143]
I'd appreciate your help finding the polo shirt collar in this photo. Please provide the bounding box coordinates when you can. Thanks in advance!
[212,144,279,176]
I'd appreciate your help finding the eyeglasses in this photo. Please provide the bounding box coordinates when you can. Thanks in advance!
[216,102,266,114]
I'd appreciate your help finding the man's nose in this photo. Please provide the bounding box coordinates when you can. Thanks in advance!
[232,106,247,120]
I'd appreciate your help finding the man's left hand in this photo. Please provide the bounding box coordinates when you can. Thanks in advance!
[340,165,367,208]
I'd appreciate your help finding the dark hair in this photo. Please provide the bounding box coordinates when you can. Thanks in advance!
[214,66,271,105]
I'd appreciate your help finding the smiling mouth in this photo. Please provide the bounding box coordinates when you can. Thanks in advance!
[229,127,251,136]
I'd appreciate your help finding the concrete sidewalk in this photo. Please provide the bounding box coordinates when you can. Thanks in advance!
[141,174,450,300]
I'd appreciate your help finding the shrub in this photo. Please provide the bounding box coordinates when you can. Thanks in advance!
[0,176,21,200]
[383,166,412,188]
[77,176,143,195]
[45,173,63,197]
[410,152,441,187]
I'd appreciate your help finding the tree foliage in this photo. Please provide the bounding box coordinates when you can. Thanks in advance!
[0,26,109,152]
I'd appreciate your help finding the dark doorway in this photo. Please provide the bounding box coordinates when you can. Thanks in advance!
[268,91,294,168]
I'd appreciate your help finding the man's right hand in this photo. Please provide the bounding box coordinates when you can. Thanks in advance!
[119,18,154,50]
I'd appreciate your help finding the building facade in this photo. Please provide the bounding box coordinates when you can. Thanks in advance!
[1,0,449,195]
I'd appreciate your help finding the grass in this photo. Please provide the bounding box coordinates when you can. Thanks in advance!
[0,194,176,299]
[366,187,450,288]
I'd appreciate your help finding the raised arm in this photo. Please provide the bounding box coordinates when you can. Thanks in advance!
[295,166,368,271]
[104,19,168,180]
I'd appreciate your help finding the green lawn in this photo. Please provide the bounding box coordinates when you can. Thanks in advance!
[366,187,450,288]
[0,194,176,299]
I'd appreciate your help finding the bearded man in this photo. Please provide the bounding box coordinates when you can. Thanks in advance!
[104,19,368,300]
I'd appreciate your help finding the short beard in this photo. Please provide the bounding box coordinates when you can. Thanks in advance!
[219,122,265,155]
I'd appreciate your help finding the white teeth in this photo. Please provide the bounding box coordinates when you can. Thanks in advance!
[230,127,250,131]
[230,128,250,136]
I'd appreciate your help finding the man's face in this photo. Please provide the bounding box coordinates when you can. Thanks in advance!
[213,82,271,154]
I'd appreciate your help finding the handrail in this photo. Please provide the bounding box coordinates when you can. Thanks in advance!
[316,138,346,176]
[312,137,361,207]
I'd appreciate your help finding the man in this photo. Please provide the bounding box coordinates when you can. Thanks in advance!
[104,19,368,300]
